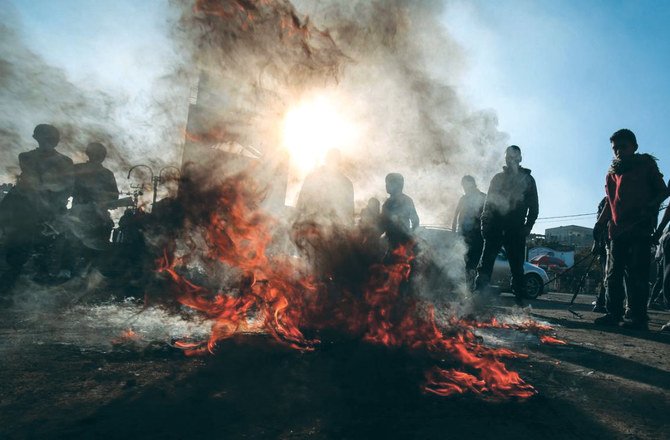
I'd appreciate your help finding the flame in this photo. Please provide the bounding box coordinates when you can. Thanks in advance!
[149,169,555,400]
[112,328,140,345]
[539,335,567,345]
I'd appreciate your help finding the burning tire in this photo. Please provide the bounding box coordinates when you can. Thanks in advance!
[524,273,543,299]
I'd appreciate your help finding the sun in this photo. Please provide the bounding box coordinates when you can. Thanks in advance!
[282,94,360,176]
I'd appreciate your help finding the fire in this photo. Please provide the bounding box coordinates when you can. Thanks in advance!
[151,169,555,400]
[112,328,140,345]
[539,335,567,345]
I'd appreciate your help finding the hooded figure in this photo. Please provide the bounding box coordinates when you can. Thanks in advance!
[474,145,538,305]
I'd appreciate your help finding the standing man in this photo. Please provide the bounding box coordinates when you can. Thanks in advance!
[381,172,420,251]
[294,149,354,279]
[594,129,667,330]
[474,145,539,306]
[452,175,486,288]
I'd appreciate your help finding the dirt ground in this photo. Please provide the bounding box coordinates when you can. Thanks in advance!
[0,290,668,440]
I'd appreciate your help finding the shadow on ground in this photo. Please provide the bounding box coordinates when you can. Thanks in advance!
[3,335,623,440]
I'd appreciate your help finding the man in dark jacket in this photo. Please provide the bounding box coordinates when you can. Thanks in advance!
[594,129,668,330]
[474,145,539,305]
[452,175,486,287]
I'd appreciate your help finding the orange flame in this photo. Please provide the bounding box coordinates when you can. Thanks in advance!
[539,335,567,345]
[154,171,547,400]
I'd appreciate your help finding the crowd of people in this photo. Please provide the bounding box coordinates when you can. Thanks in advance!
[0,124,669,332]
[0,124,120,292]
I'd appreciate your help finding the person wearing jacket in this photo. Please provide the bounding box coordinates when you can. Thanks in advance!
[474,145,539,305]
[594,129,668,330]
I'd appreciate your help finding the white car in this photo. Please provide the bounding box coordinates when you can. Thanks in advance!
[491,250,550,298]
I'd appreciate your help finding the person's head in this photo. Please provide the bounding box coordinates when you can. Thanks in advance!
[32,124,60,150]
[85,142,107,164]
[461,175,477,194]
[385,173,404,195]
[505,145,522,169]
[367,197,380,213]
[610,129,637,159]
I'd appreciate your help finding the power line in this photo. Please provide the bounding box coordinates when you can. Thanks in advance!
[535,204,667,222]
[536,212,596,220]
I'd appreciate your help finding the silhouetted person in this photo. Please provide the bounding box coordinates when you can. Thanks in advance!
[70,142,120,249]
[0,124,73,288]
[594,129,668,330]
[592,197,610,313]
[381,173,419,249]
[452,175,486,287]
[296,149,354,228]
[649,195,670,310]
[294,149,354,279]
[475,145,538,306]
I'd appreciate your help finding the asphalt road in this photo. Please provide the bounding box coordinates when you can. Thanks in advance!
[0,289,668,440]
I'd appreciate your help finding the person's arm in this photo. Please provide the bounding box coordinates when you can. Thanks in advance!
[409,199,420,231]
[524,175,539,234]
[648,162,669,209]
[451,197,463,232]
[654,203,670,242]
[102,170,120,207]
[480,175,498,237]
[596,179,612,228]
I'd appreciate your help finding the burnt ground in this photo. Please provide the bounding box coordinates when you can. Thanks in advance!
[0,291,668,440]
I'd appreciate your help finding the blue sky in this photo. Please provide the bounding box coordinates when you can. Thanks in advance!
[7,0,670,233]
[442,0,670,231]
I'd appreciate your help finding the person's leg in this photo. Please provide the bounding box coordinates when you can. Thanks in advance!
[662,240,670,308]
[594,252,608,311]
[474,231,503,293]
[599,237,627,322]
[464,232,484,288]
[649,259,664,307]
[503,230,526,304]
[624,237,651,325]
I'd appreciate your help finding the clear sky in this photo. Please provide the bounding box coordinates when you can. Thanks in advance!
[7,0,670,233]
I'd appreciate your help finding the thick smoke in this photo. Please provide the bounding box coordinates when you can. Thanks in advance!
[170,0,510,298]
[0,0,517,349]
[172,0,508,223]
[0,8,188,192]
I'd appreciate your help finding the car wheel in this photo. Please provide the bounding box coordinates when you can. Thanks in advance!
[524,273,543,299]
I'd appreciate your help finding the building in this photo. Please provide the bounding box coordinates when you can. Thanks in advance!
[544,225,593,250]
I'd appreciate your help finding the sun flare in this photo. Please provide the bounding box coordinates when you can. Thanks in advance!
[282,94,360,176]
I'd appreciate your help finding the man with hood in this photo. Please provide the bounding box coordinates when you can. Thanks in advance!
[594,129,667,330]
[474,145,539,305]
